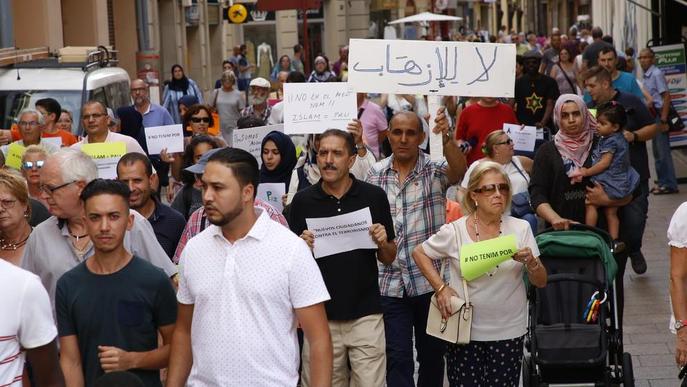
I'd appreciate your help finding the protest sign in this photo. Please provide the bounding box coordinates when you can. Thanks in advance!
[144,124,184,155]
[42,137,62,149]
[81,142,127,179]
[503,124,536,152]
[460,234,517,281]
[283,82,357,134]
[257,182,286,212]
[233,124,284,166]
[347,39,516,97]
[5,143,26,170]
[306,207,377,259]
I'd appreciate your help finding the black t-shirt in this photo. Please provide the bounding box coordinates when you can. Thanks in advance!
[56,256,177,387]
[287,176,395,321]
[148,201,186,258]
[29,198,50,227]
[588,90,654,181]
[515,73,560,127]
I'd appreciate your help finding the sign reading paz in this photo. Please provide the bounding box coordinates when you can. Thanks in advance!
[306,207,377,259]
[283,82,357,134]
[81,142,127,179]
[347,38,516,97]
[460,234,517,281]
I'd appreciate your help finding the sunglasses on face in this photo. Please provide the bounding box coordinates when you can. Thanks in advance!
[191,117,210,123]
[495,139,514,146]
[22,160,45,170]
[474,183,510,195]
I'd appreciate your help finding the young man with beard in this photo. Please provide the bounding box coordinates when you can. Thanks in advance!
[117,153,185,258]
[56,179,177,387]
[166,148,332,386]
[240,77,271,122]
[288,129,396,386]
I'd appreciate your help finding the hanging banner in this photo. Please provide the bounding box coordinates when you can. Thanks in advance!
[652,44,687,148]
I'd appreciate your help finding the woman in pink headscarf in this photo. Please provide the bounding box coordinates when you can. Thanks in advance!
[529,94,598,230]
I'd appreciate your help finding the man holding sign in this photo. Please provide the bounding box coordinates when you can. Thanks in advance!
[365,110,466,387]
[288,129,396,387]
[71,101,146,155]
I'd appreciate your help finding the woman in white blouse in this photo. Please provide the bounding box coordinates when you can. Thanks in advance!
[669,201,687,367]
[413,161,547,386]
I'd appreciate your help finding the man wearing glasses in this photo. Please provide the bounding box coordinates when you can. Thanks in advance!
[71,101,146,155]
[20,148,177,311]
[1,109,59,157]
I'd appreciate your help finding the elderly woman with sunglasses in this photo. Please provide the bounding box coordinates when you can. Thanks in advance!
[20,145,49,208]
[0,171,33,266]
[413,161,547,387]
[459,130,536,231]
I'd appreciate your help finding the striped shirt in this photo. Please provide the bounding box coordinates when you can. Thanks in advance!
[365,152,449,297]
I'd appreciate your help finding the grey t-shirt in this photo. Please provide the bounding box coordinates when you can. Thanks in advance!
[213,89,245,146]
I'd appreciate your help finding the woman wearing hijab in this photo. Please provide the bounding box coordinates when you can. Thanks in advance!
[162,64,204,124]
[307,56,337,83]
[270,55,294,82]
[259,131,297,188]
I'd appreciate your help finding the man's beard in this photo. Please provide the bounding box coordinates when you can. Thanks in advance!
[206,203,244,227]
[249,94,267,106]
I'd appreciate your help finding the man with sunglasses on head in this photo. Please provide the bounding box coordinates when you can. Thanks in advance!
[1,109,59,157]
[20,148,177,312]
[71,101,146,155]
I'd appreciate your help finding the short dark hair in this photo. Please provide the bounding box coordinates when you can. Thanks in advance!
[319,129,356,156]
[94,371,145,387]
[600,46,616,58]
[601,35,614,45]
[293,44,303,53]
[207,148,259,198]
[117,152,153,177]
[581,65,612,84]
[236,116,265,129]
[597,101,628,129]
[80,179,131,208]
[182,104,214,128]
[390,111,423,133]
[83,100,107,115]
[286,71,306,83]
[35,98,61,121]
[591,27,603,39]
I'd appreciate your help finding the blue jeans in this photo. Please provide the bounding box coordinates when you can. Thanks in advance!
[651,129,678,190]
[380,293,446,387]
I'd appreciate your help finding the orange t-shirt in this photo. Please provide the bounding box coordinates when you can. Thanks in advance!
[446,199,463,224]
[10,126,78,146]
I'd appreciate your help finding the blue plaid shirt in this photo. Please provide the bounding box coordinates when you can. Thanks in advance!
[366,152,449,298]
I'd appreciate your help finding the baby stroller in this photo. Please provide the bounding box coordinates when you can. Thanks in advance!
[522,224,634,386]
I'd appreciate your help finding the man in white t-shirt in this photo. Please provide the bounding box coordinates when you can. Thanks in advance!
[0,260,64,386]
[166,148,332,387]
[71,100,146,155]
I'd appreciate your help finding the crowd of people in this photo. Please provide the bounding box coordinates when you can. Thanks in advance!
[0,24,685,387]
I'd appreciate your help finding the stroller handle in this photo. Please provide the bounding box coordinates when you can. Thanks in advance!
[538,223,613,249]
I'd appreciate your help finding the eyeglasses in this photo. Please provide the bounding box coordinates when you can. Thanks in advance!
[191,117,211,123]
[0,199,17,209]
[18,121,40,127]
[39,181,75,195]
[22,160,45,170]
[495,139,514,146]
[474,183,510,195]
[82,113,106,121]
[130,87,147,93]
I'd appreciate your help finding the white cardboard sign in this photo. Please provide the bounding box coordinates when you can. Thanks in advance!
[232,124,284,167]
[306,207,377,259]
[503,123,536,152]
[257,183,286,213]
[347,38,516,97]
[283,82,357,134]
[144,124,184,155]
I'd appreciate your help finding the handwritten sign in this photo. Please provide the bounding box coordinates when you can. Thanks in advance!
[257,182,285,213]
[233,124,284,166]
[347,39,516,97]
[460,234,517,281]
[145,124,184,155]
[81,142,127,179]
[5,143,26,170]
[306,207,377,259]
[283,82,357,134]
[503,124,536,152]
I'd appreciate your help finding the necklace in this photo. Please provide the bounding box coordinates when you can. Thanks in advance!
[473,214,502,277]
[0,229,32,250]
[69,230,89,243]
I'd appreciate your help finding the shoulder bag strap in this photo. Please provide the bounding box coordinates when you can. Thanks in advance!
[511,159,529,184]
[557,62,577,94]
[451,221,470,304]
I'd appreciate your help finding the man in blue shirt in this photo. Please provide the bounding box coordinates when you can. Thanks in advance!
[117,153,185,259]
[639,47,679,195]
[583,46,648,104]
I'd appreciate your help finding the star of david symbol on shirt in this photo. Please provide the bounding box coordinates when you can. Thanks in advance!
[526,92,543,114]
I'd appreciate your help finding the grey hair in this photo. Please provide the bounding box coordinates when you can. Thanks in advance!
[49,148,98,184]
[18,108,45,125]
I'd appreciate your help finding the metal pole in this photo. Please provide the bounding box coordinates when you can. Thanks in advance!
[0,0,14,49]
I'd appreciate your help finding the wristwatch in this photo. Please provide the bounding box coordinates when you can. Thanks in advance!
[675,319,687,331]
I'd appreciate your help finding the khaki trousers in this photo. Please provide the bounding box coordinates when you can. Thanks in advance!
[301,313,386,387]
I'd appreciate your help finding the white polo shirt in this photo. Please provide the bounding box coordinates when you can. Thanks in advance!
[177,208,329,386]
[0,260,57,386]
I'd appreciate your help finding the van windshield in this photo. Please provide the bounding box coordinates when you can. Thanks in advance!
[0,90,82,133]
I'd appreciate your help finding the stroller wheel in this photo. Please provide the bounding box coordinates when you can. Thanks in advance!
[622,352,635,386]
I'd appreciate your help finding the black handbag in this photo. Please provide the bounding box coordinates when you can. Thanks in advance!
[668,103,685,132]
